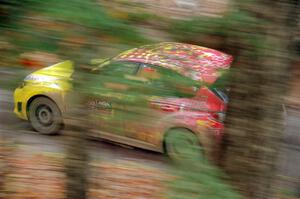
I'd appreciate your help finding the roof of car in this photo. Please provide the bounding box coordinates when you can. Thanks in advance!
[114,42,233,84]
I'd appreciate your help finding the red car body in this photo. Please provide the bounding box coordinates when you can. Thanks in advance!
[15,42,232,159]
[86,42,232,158]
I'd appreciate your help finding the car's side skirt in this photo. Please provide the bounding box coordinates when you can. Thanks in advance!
[89,129,163,153]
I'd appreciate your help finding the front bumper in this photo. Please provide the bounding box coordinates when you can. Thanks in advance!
[14,86,28,120]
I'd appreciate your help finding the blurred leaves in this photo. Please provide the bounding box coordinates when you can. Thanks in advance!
[168,9,266,54]
[0,0,150,62]
[167,161,241,199]
[28,0,147,44]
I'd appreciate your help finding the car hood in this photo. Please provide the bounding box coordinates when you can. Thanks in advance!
[24,60,74,83]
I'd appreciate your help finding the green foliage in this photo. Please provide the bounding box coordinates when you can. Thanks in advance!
[167,161,241,199]
[12,32,59,52]
[1,0,149,56]
[127,11,159,24]
[24,0,148,44]
[168,10,265,50]
[169,11,237,37]
[0,0,31,26]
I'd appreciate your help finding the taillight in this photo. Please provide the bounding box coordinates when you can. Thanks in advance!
[211,112,226,122]
[211,113,219,120]
[209,119,223,129]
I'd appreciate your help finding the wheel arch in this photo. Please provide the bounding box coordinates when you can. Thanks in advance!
[162,126,215,161]
[26,94,61,118]
[162,127,199,154]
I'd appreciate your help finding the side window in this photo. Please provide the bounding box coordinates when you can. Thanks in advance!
[137,63,194,85]
[137,64,162,80]
[137,63,199,97]
[86,61,139,95]
[101,61,139,77]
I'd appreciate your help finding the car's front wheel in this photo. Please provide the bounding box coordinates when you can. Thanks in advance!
[165,129,203,162]
[28,97,63,135]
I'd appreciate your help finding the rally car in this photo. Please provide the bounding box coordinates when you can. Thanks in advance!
[14,42,232,159]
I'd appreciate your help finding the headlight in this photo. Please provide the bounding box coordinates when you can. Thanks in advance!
[20,74,61,89]
[24,74,58,82]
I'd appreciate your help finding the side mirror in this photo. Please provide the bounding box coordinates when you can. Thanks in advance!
[90,58,109,65]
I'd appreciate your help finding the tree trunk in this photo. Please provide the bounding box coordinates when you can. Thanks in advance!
[0,133,9,199]
[220,1,298,198]
[64,93,89,199]
[63,48,93,199]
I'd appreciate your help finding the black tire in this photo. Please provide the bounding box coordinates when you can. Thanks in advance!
[165,129,203,162]
[28,97,63,135]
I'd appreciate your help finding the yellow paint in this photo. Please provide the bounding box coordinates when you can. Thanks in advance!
[196,120,207,126]
[14,61,74,120]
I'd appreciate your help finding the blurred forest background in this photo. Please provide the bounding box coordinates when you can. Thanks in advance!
[0,0,300,199]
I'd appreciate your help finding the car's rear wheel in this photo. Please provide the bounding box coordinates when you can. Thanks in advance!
[165,129,203,162]
[28,97,62,135]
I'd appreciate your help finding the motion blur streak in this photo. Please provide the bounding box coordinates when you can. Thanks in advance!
[0,0,300,199]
